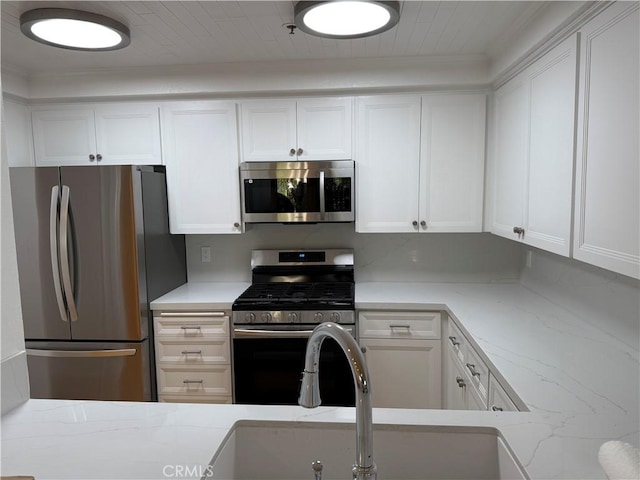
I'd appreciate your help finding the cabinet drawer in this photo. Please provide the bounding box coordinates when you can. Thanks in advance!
[446,319,467,364]
[489,375,518,412]
[154,312,229,338]
[158,394,232,404]
[155,338,230,365]
[359,311,441,339]
[157,364,232,396]
[465,345,489,401]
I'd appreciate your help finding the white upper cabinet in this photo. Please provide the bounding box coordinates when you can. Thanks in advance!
[356,95,422,233]
[356,94,486,233]
[491,35,578,257]
[573,3,639,279]
[31,104,161,166]
[161,101,242,234]
[420,94,486,232]
[240,97,352,162]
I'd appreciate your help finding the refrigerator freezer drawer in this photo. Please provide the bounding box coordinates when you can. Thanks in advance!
[26,340,152,401]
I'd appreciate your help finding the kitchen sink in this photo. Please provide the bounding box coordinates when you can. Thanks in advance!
[207,421,529,480]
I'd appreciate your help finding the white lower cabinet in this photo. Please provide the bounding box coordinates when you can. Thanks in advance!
[444,316,520,411]
[153,311,233,404]
[358,311,441,409]
[488,374,518,412]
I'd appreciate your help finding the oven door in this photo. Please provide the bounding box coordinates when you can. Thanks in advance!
[232,325,356,406]
[240,161,354,223]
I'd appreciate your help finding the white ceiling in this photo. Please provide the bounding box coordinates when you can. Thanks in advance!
[1,1,550,76]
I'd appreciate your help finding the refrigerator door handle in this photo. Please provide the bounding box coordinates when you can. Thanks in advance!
[59,186,79,322]
[26,348,137,358]
[49,186,67,323]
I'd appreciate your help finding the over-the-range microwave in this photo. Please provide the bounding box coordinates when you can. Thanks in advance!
[240,160,354,223]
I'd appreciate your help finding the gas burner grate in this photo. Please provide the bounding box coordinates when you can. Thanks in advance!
[233,282,354,308]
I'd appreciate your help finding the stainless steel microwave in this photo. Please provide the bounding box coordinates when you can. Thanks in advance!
[240,160,354,223]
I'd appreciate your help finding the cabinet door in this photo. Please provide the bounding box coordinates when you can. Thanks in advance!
[162,102,242,234]
[491,76,528,240]
[32,108,96,166]
[3,98,34,167]
[574,3,640,279]
[360,338,441,409]
[94,104,162,165]
[420,94,485,232]
[444,346,468,410]
[355,95,422,233]
[524,36,577,256]
[240,100,297,162]
[296,97,352,161]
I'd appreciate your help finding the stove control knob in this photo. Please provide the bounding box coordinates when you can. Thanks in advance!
[261,312,272,323]
[288,312,298,323]
[245,312,256,324]
[314,312,324,322]
[330,312,341,323]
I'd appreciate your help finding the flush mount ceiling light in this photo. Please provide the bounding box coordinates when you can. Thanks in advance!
[20,8,130,51]
[294,1,400,39]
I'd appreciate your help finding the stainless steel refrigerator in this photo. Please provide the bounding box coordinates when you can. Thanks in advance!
[9,165,186,401]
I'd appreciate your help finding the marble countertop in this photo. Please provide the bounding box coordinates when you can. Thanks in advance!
[3,281,638,480]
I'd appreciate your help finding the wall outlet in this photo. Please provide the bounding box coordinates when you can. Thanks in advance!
[201,246,212,263]
[525,250,533,268]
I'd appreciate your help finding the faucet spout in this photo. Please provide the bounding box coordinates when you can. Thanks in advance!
[298,322,377,480]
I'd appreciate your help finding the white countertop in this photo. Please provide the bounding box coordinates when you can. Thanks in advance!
[3,281,638,480]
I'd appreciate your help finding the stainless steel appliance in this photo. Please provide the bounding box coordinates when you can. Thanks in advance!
[239,160,354,223]
[232,249,356,406]
[9,165,187,401]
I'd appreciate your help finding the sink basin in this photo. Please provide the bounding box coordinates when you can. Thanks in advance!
[207,421,529,480]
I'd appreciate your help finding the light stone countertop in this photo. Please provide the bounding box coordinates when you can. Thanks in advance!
[2,281,638,480]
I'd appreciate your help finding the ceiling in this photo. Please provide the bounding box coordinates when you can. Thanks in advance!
[1,1,550,76]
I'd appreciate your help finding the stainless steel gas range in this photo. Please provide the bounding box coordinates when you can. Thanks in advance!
[231,249,356,406]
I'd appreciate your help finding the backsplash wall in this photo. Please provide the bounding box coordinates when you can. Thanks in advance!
[186,224,524,283]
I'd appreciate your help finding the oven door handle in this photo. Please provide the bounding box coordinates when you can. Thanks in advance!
[234,327,354,339]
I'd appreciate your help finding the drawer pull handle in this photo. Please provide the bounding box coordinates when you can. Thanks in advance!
[182,379,204,384]
[181,350,202,355]
[389,324,411,330]
[160,312,225,317]
[180,325,202,331]
[491,405,504,412]
[466,363,481,378]
[448,335,460,346]
[456,376,466,388]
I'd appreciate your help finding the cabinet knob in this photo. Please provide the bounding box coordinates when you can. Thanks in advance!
[412,220,418,227]
[361,346,367,353]
[420,220,426,228]
[512,226,524,236]
[297,148,303,156]
[96,154,102,161]
[456,376,466,388]
[289,148,296,156]
[233,222,240,228]
[89,154,96,161]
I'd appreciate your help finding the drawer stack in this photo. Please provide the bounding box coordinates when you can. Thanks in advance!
[445,316,521,411]
[153,311,232,404]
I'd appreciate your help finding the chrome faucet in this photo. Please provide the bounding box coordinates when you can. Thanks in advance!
[299,322,377,480]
